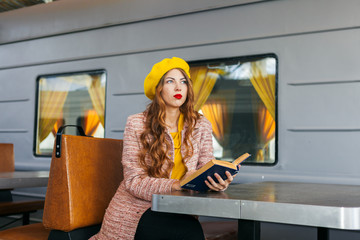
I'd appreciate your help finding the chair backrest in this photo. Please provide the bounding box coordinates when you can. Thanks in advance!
[0,143,15,172]
[43,135,123,232]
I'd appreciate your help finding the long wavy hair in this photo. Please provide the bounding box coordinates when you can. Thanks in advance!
[139,68,200,178]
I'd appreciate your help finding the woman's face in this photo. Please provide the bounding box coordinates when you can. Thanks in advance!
[160,69,188,110]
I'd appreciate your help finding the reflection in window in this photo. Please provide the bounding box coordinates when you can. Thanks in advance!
[190,55,277,164]
[35,70,106,156]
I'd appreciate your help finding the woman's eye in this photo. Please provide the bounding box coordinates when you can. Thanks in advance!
[181,80,187,84]
[166,80,174,84]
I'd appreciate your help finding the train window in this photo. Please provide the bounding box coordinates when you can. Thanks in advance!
[34,70,106,156]
[189,54,277,165]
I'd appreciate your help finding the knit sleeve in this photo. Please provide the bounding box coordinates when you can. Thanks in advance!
[121,115,178,202]
[196,116,215,169]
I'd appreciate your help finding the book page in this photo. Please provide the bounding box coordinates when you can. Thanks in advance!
[232,153,250,165]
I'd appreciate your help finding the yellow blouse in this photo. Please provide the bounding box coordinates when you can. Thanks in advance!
[170,114,186,180]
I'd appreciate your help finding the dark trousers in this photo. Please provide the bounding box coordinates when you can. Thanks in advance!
[134,208,205,240]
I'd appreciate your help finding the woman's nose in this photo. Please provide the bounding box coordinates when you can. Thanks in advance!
[174,82,181,91]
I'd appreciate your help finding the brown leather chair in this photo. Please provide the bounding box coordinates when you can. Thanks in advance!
[0,136,235,240]
[0,143,15,202]
[0,143,45,225]
[0,144,15,172]
[0,134,124,240]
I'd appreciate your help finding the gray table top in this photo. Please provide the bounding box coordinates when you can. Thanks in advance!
[0,171,49,189]
[152,181,360,230]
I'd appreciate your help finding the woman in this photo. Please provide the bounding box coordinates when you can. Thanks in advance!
[91,57,234,240]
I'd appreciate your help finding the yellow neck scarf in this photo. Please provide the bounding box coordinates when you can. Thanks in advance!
[170,114,186,180]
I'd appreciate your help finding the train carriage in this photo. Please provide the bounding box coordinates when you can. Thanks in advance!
[0,0,360,239]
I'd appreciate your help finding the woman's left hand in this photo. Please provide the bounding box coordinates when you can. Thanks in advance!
[204,171,235,192]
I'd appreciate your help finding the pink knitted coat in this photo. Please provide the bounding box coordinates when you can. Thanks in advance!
[90,112,214,239]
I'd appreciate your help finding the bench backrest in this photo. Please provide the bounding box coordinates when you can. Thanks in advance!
[43,135,123,232]
[0,143,15,172]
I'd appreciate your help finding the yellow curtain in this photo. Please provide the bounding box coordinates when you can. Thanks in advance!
[88,76,105,127]
[250,61,276,119]
[37,77,73,153]
[191,66,220,111]
[51,114,64,137]
[191,66,229,146]
[82,109,100,136]
[255,105,276,161]
[39,91,68,142]
[38,91,68,154]
[250,60,276,161]
[200,99,228,146]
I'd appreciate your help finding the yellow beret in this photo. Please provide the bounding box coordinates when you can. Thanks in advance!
[144,57,191,100]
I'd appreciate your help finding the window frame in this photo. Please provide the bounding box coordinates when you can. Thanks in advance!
[33,69,107,157]
[189,53,278,166]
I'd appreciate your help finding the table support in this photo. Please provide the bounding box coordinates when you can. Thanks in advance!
[318,227,329,240]
[0,190,12,202]
[22,212,30,225]
[238,219,260,240]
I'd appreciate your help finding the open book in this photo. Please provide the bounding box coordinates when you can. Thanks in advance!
[180,153,250,192]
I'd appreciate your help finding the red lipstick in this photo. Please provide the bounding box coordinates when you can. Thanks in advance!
[174,94,182,99]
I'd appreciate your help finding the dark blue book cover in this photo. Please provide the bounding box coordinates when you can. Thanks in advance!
[181,165,239,192]
[180,153,250,192]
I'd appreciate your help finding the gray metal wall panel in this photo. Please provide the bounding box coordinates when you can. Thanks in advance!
[106,94,148,133]
[282,131,360,176]
[286,83,360,128]
[0,0,263,44]
[0,101,33,129]
[2,0,360,69]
